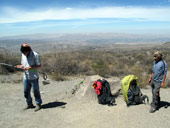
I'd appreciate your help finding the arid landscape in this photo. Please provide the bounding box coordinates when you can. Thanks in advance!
[1,0,170,127]
[1,33,170,128]
[0,74,170,128]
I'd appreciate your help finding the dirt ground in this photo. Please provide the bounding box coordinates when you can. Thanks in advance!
[0,75,170,128]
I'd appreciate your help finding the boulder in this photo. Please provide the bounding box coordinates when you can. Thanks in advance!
[75,75,121,99]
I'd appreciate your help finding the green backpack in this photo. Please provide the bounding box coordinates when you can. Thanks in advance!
[121,75,149,106]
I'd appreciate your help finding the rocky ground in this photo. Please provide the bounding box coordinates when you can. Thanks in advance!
[0,74,170,128]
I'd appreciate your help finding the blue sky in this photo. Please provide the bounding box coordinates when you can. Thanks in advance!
[0,0,170,37]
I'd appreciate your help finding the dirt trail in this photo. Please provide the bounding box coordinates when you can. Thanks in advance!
[0,75,170,128]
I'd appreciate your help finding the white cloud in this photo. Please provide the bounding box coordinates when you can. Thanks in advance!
[0,6,170,23]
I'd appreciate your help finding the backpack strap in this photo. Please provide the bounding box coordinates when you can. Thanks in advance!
[97,79,105,85]
[162,60,165,74]
[141,95,149,104]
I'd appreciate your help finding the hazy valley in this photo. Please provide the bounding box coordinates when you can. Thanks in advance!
[1,33,170,53]
[1,33,170,88]
[1,33,170,128]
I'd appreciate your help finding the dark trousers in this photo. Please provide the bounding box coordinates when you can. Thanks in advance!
[150,80,161,108]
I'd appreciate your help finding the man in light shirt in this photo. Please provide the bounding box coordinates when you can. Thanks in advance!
[16,43,42,112]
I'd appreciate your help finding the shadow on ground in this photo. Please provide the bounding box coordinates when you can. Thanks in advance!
[112,89,121,99]
[159,101,170,109]
[41,101,67,109]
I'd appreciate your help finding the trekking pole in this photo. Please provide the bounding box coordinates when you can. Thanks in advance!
[0,62,47,80]
[0,62,17,68]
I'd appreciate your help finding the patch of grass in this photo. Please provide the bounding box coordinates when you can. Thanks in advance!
[13,79,22,83]
[50,73,66,81]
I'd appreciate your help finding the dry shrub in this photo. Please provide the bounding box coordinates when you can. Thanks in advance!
[0,49,20,74]
[92,58,109,77]
[50,73,66,81]
[129,64,149,88]
[40,49,169,84]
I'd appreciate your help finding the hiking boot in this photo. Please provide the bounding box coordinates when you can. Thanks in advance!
[149,106,156,113]
[23,104,34,110]
[34,104,41,112]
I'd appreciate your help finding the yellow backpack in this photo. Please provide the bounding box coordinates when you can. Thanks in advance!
[121,75,138,102]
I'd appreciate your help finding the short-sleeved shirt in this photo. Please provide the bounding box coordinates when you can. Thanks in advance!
[152,60,167,83]
[21,51,41,80]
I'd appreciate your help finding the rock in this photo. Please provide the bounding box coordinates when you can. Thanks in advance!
[75,75,121,99]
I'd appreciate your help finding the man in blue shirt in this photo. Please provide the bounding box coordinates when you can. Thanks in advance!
[148,51,167,113]
[16,43,42,112]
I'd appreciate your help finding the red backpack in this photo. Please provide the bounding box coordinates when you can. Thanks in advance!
[92,81,102,95]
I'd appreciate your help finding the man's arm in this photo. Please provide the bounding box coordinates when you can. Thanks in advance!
[161,74,166,88]
[161,61,168,87]
[24,65,41,70]
[16,64,24,69]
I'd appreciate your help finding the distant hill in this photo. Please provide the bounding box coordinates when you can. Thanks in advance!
[163,41,170,46]
[0,33,170,53]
